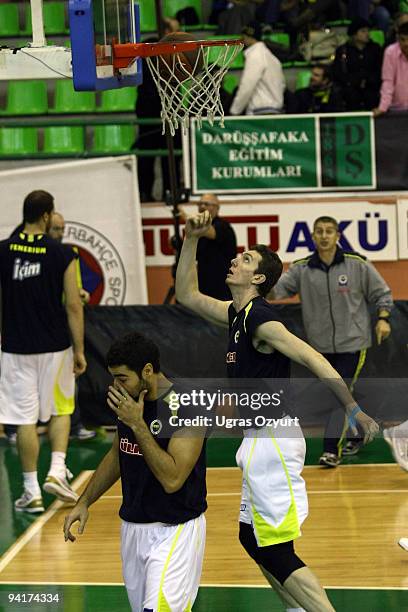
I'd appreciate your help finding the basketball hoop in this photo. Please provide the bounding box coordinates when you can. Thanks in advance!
[112,39,243,135]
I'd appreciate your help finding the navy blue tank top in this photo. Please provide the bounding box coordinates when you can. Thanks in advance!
[227,296,291,379]
[118,385,207,524]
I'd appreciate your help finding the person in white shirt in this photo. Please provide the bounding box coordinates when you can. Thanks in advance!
[230,21,285,115]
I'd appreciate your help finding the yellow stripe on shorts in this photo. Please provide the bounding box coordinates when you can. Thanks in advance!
[245,432,301,546]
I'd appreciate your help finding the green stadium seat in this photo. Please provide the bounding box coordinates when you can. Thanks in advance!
[369,30,385,47]
[92,125,136,153]
[206,36,245,70]
[163,0,203,23]
[263,32,290,48]
[2,81,48,115]
[223,73,239,95]
[295,70,311,90]
[43,127,85,154]
[43,2,67,34]
[0,4,20,36]
[22,2,67,35]
[140,0,157,32]
[98,87,138,112]
[0,128,38,156]
[50,80,96,113]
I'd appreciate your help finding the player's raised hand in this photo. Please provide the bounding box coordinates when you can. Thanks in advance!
[185,211,212,238]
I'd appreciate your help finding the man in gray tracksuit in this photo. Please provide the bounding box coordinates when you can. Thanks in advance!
[273,215,393,467]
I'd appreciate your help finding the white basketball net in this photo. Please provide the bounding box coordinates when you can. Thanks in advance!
[146,42,243,135]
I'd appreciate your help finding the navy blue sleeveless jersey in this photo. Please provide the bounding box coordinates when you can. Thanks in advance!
[0,232,74,354]
[118,385,207,524]
[227,296,291,379]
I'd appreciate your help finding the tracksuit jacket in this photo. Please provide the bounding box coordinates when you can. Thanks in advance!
[273,247,393,354]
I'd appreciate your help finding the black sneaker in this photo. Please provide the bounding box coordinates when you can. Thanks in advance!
[342,441,363,456]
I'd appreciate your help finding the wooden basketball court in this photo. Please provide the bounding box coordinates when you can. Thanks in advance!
[0,464,407,610]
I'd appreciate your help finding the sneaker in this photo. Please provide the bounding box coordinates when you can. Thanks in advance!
[15,490,44,514]
[319,452,341,468]
[342,440,363,456]
[43,468,79,503]
[399,538,408,551]
[384,427,408,472]
[70,427,96,441]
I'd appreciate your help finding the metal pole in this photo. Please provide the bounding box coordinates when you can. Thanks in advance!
[154,0,183,303]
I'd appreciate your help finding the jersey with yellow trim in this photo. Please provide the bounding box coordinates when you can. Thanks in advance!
[227,296,290,379]
[0,232,74,354]
[118,385,207,524]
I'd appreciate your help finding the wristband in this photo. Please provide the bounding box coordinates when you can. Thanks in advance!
[377,316,390,323]
[348,406,362,428]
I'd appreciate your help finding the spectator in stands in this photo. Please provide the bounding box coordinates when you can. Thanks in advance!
[217,0,261,35]
[132,18,181,202]
[373,21,408,115]
[230,21,285,115]
[209,0,229,25]
[386,11,408,45]
[288,64,345,113]
[256,1,299,50]
[348,0,395,33]
[289,0,342,29]
[333,18,383,111]
[177,194,237,300]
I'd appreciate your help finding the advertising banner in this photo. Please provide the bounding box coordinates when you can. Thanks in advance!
[188,113,376,193]
[142,199,397,264]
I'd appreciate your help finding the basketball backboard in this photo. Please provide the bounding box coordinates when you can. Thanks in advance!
[0,0,143,88]
[69,0,143,90]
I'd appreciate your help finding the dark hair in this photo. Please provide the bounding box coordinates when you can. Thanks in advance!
[106,331,160,375]
[313,216,339,231]
[250,245,283,297]
[398,22,408,36]
[314,63,332,81]
[23,190,54,223]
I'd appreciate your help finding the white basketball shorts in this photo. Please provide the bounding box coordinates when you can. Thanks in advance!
[121,513,206,612]
[236,420,308,547]
[0,348,75,424]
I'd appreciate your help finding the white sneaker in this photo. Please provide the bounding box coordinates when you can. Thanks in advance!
[43,468,79,503]
[383,427,408,472]
[15,490,44,513]
[399,538,408,551]
[70,427,96,441]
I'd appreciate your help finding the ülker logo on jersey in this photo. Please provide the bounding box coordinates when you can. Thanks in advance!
[63,221,126,305]
[120,437,142,456]
[13,258,41,281]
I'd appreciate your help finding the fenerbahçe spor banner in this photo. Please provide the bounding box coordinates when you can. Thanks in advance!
[0,157,148,305]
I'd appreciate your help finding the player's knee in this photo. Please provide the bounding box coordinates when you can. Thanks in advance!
[257,541,306,585]
[239,522,259,562]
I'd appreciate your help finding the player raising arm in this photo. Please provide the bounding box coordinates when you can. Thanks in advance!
[176,211,379,612]
[176,211,378,441]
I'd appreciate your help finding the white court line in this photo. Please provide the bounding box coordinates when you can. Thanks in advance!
[0,581,406,591]
[0,471,91,574]
[100,488,408,500]
[207,464,398,470]
[203,490,408,497]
